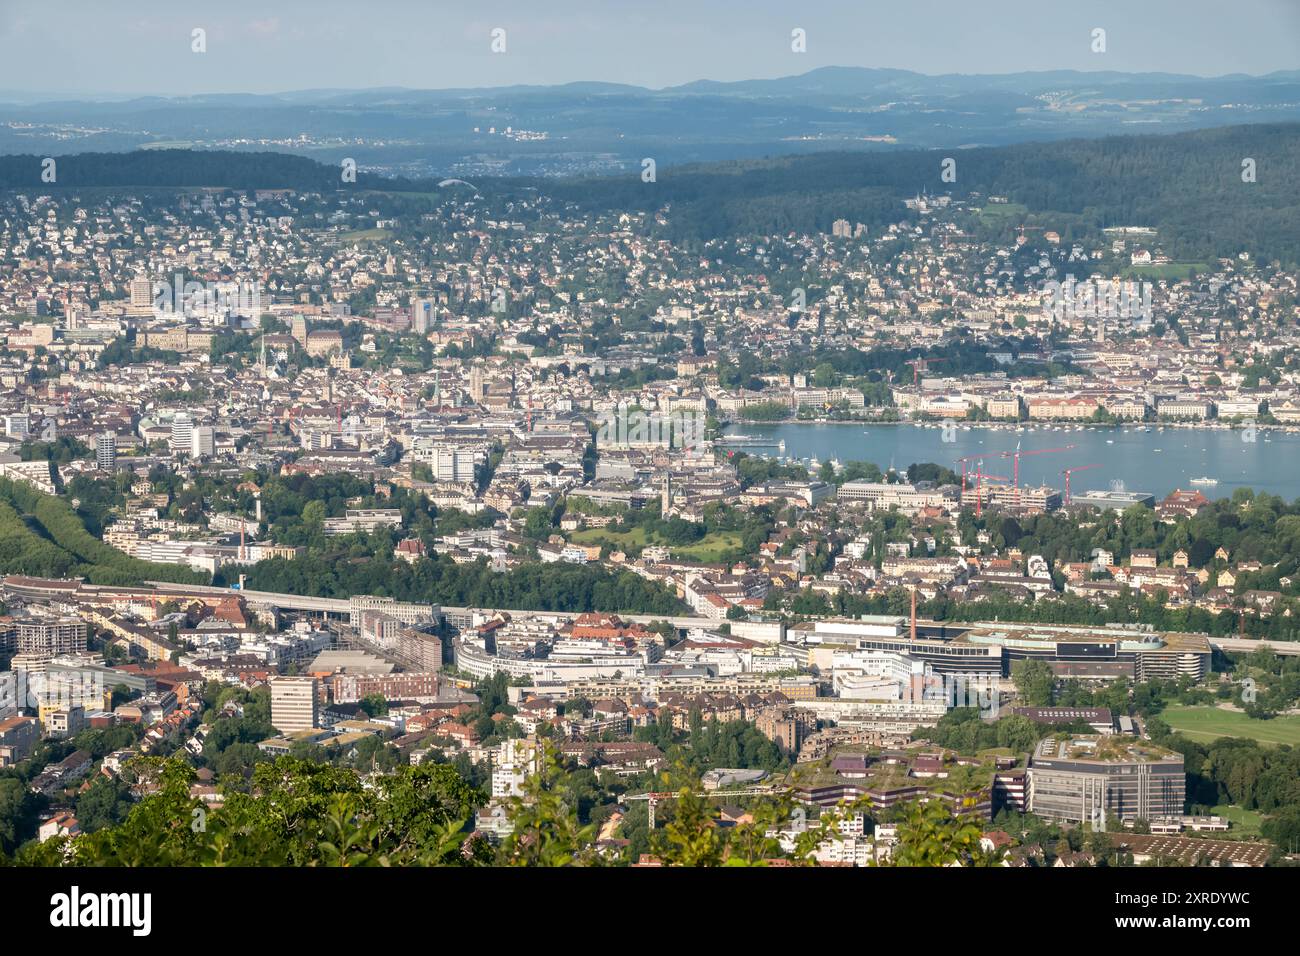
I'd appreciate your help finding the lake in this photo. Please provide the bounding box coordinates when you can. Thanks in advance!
[721,422,1300,501]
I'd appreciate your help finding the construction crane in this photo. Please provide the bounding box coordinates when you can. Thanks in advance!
[1060,464,1101,506]
[904,356,946,387]
[956,455,983,500]
[998,444,1076,490]
[968,461,1009,518]
[625,787,779,829]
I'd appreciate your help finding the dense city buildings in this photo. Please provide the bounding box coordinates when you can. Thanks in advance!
[0,7,1295,895]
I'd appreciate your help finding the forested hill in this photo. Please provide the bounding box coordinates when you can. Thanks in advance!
[0,150,418,192]
[544,123,1300,262]
[3,122,1299,263]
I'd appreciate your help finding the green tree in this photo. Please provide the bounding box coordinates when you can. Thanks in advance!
[498,743,601,866]
[1011,658,1056,706]
[890,800,999,867]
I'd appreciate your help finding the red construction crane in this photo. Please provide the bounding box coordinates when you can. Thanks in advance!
[1060,464,1101,506]
[906,356,942,387]
[969,460,1009,518]
[998,444,1076,489]
[956,455,977,498]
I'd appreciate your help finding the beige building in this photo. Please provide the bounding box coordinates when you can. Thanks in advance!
[270,675,319,733]
[985,394,1023,419]
[1027,397,1101,421]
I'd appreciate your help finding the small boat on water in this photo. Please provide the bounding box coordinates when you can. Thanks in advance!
[1190,476,1219,486]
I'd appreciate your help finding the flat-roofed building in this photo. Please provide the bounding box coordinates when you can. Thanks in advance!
[837,481,958,513]
[1071,489,1155,510]
[1157,399,1212,420]
[1028,735,1185,825]
[1011,706,1116,734]
[16,617,86,660]
[794,619,1211,682]
[270,675,319,734]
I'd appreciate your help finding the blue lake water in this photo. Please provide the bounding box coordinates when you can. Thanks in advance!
[721,423,1299,501]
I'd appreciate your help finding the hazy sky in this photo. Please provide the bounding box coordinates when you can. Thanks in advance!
[2,0,1298,97]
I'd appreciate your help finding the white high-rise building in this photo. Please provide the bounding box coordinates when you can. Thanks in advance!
[170,413,193,454]
[411,298,434,333]
[190,425,215,458]
[491,738,541,799]
[270,676,319,733]
[414,445,479,482]
[95,431,117,471]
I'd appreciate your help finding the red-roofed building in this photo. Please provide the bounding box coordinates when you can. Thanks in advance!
[396,538,427,564]
[1158,489,1210,523]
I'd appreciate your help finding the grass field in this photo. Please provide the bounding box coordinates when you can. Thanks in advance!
[571,526,650,549]
[1209,804,1264,836]
[669,532,743,563]
[974,202,1028,226]
[339,228,392,243]
[1161,705,1300,747]
[570,527,743,563]
[1121,262,1209,281]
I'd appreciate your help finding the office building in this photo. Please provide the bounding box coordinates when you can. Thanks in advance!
[129,277,154,309]
[1028,736,1185,826]
[95,431,117,471]
[4,414,30,439]
[796,619,1211,682]
[170,413,193,453]
[191,425,215,458]
[411,297,434,333]
[270,675,319,733]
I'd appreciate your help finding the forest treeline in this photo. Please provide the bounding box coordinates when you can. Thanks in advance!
[540,122,1300,260]
[0,478,207,586]
[231,552,685,616]
[4,122,1299,263]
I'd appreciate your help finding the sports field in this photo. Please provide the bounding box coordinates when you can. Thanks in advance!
[1161,705,1300,747]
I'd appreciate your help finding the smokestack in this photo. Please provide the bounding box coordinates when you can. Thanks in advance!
[910,588,917,641]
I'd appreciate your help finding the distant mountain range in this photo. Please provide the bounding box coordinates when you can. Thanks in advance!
[3,67,1300,177]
